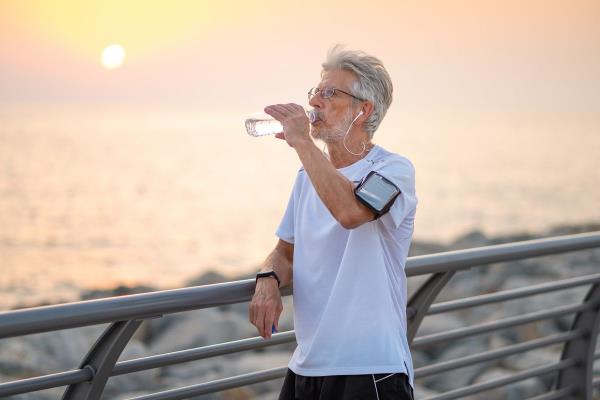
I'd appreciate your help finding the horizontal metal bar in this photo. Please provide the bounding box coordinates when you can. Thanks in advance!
[428,273,600,315]
[127,366,287,400]
[0,282,293,339]
[525,386,578,400]
[1,232,598,338]
[421,359,576,400]
[113,331,296,376]
[405,231,600,277]
[0,368,92,397]
[412,302,590,349]
[414,330,583,378]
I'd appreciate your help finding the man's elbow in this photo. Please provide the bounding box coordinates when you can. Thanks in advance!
[337,211,374,230]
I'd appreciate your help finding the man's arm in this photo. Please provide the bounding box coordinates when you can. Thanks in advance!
[265,103,375,229]
[293,140,375,229]
[249,239,293,339]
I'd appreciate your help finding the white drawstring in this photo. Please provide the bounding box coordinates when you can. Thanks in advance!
[372,373,396,399]
[374,373,396,383]
[372,374,380,400]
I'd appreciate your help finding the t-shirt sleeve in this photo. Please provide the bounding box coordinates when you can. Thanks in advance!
[370,157,418,230]
[275,171,301,244]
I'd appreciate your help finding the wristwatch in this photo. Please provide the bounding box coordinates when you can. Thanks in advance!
[255,270,281,288]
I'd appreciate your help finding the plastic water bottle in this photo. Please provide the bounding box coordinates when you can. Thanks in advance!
[245,110,318,137]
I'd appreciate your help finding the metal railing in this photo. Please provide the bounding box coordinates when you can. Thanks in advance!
[1,231,599,399]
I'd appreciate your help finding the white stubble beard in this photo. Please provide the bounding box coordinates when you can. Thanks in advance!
[310,109,354,144]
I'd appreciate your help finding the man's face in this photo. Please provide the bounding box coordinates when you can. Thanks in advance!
[308,69,360,143]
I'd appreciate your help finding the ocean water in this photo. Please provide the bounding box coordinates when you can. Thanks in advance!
[1,108,599,309]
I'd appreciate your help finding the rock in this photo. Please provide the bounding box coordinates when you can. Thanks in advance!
[465,367,546,400]
[104,339,162,396]
[409,241,448,256]
[407,274,432,299]
[439,267,491,301]
[414,313,472,359]
[80,284,156,301]
[413,383,440,398]
[449,230,490,250]
[114,390,155,400]
[500,348,559,388]
[150,370,246,400]
[0,325,105,376]
[0,326,160,398]
[547,223,600,237]
[0,387,66,399]
[219,352,290,395]
[115,387,224,400]
[160,363,223,400]
[417,313,465,337]
[410,349,430,369]
[186,271,230,287]
[253,389,284,400]
[0,337,62,376]
[160,350,290,396]
[220,387,256,399]
[421,336,491,392]
[148,308,258,356]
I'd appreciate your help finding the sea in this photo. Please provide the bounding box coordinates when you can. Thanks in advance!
[1,107,599,309]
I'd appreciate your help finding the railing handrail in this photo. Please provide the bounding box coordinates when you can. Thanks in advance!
[1,231,599,339]
[405,230,600,275]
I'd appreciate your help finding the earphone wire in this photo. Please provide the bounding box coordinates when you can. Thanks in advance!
[343,111,367,156]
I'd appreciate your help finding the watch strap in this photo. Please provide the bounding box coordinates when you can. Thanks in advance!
[256,270,281,288]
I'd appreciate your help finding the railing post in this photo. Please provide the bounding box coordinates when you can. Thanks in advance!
[556,282,600,399]
[406,270,456,343]
[62,319,143,400]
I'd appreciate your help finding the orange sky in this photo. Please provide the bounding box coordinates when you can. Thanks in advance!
[1,0,599,114]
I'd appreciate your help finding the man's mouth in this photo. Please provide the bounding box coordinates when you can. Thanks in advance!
[311,112,324,124]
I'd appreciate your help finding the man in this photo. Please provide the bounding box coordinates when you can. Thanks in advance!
[249,46,417,400]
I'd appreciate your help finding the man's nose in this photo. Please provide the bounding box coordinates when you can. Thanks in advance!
[308,93,322,109]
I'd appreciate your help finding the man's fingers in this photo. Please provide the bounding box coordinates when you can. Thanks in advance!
[255,310,265,338]
[264,309,275,339]
[274,313,280,332]
[248,302,255,325]
[280,103,301,114]
[264,105,287,121]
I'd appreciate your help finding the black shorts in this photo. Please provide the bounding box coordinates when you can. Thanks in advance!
[278,368,414,400]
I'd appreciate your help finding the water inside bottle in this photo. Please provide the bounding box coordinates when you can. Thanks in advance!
[245,118,284,137]
[245,110,318,137]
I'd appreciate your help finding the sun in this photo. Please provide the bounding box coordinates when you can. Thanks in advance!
[101,44,126,70]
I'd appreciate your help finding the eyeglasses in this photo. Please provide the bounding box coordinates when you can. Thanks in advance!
[308,87,365,102]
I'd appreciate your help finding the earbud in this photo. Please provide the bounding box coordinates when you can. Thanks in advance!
[351,110,364,125]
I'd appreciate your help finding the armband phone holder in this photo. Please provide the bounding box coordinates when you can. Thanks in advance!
[354,171,401,219]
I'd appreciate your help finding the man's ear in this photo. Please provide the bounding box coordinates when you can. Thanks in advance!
[358,102,374,123]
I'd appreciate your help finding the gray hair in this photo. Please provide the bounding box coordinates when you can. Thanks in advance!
[321,45,393,137]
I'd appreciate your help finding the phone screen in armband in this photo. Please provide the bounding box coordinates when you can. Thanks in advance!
[354,171,401,216]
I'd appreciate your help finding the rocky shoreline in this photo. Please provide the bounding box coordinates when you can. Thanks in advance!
[1,223,599,399]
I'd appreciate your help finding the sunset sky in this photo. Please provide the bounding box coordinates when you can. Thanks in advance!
[1,1,599,299]
[1,0,599,115]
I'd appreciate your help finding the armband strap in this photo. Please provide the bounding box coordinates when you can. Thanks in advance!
[354,171,401,218]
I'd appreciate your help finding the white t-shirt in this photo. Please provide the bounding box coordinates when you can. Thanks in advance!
[276,144,417,389]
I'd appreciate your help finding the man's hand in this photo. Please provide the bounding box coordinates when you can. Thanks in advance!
[264,103,313,148]
[249,278,283,339]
